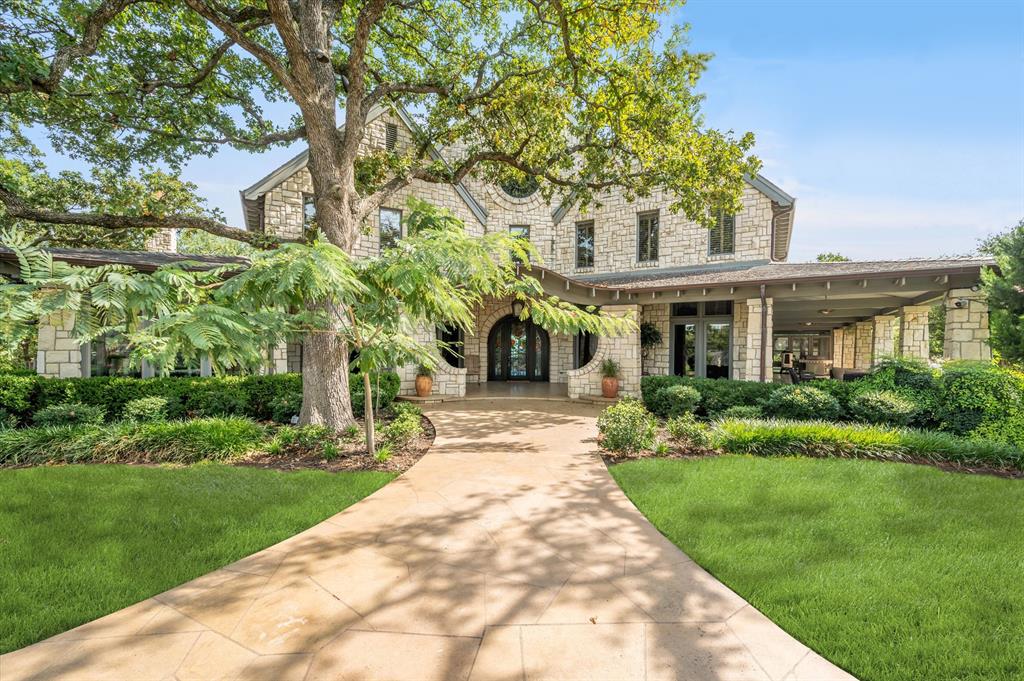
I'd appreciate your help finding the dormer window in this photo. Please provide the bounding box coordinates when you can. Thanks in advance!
[709,211,735,255]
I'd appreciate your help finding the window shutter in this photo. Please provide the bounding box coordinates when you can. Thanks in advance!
[722,213,735,253]
[385,123,398,151]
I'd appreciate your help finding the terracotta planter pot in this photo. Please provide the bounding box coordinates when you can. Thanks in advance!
[601,376,619,399]
[415,375,433,397]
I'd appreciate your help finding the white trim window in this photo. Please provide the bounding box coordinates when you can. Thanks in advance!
[302,193,316,231]
[379,207,402,251]
[637,210,659,263]
[575,220,595,268]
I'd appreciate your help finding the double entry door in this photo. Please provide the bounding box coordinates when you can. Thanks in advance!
[672,320,732,379]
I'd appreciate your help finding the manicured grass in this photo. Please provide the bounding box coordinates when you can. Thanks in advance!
[610,456,1024,681]
[0,464,394,653]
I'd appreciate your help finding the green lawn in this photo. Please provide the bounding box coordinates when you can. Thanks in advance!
[610,456,1024,681]
[0,464,394,654]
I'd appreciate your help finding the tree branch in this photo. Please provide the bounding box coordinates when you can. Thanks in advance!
[0,184,283,248]
[0,0,137,95]
[181,0,300,99]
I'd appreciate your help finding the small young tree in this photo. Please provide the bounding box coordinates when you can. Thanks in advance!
[980,219,1024,364]
[0,0,758,430]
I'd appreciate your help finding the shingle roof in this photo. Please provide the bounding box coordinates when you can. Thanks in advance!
[572,257,995,290]
[0,247,247,272]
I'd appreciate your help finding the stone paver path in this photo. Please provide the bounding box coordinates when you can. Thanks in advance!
[2,399,856,681]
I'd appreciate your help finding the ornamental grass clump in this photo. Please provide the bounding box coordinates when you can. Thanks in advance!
[713,418,1023,471]
[597,398,656,453]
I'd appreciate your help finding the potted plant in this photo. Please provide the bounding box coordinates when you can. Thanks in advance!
[600,358,620,398]
[415,364,434,397]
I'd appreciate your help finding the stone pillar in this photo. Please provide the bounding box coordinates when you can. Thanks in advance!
[872,315,896,362]
[741,297,773,382]
[840,325,856,369]
[567,304,641,398]
[831,328,844,368]
[36,312,85,378]
[200,355,213,377]
[943,288,991,361]
[898,305,931,360]
[640,304,670,376]
[852,320,874,369]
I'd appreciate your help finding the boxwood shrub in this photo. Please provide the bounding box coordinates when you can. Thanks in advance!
[0,371,398,423]
[762,385,843,421]
[33,403,105,428]
[848,390,917,427]
[937,362,1024,434]
[598,398,656,453]
[640,375,775,418]
[662,384,701,417]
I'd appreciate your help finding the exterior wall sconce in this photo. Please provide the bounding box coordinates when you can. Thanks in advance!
[511,300,525,317]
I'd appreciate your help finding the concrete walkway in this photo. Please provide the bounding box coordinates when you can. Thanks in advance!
[2,400,856,681]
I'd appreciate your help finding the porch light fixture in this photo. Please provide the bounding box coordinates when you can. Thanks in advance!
[511,300,525,318]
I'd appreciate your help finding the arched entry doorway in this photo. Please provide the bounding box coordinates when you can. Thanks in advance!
[487,315,549,381]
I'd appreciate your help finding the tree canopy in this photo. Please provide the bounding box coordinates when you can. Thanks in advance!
[0,0,760,428]
[981,219,1024,364]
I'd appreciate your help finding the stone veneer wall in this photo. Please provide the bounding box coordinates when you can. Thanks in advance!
[898,305,930,360]
[261,112,483,251]
[872,315,896,360]
[396,322,467,397]
[943,288,992,361]
[852,321,874,369]
[567,304,640,399]
[640,304,670,375]
[36,311,84,378]
[738,298,773,382]
[554,185,774,277]
[463,296,574,385]
[832,328,845,368]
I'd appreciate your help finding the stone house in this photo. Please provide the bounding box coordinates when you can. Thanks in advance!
[18,105,994,397]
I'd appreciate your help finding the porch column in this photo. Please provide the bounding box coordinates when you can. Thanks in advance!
[943,288,991,361]
[742,297,773,382]
[872,315,896,362]
[831,328,844,368]
[852,320,874,369]
[36,311,85,378]
[840,324,856,368]
[200,355,213,377]
[898,305,931,360]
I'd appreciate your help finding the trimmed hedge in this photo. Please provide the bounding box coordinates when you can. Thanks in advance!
[848,390,917,427]
[641,375,775,418]
[714,418,1023,471]
[762,385,843,421]
[937,362,1024,435]
[0,371,399,424]
[0,417,267,466]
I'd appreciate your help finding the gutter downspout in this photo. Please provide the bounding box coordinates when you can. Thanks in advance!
[760,284,768,382]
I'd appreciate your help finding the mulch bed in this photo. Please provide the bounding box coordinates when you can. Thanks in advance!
[237,413,436,474]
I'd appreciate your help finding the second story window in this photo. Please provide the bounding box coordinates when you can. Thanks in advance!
[379,207,402,251]
[710,211,735,255]
[575,220,594,268]
[637,211,659,263]
[302,194,316,231]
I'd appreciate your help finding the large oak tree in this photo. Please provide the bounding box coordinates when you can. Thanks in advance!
[0,0,758,429]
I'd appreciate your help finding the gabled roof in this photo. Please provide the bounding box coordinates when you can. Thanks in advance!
[238,104,488,231]
[571,257,993,290]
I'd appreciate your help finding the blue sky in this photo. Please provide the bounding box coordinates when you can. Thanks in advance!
[26,0,1024,262]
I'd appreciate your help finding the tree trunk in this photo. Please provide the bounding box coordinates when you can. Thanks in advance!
[298,302,356,430]
[362,371,376,456]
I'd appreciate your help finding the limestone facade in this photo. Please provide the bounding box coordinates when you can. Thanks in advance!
[943,288,992,361]
[567,305,641,399]
[36,311,85,378]
[898,305,930,360]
